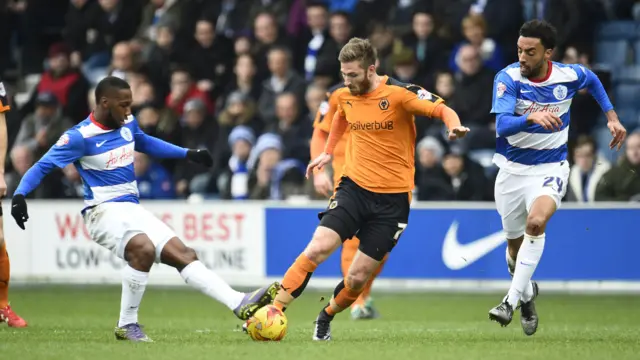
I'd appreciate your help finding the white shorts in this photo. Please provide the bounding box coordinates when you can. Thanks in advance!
[82,202,176,263]
[494,162,570,239]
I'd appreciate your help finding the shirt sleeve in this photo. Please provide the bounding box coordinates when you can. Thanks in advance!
[133,117,188,158]
[14,130,84,196]
[313,90,339,133]
[573,64,614,113]
[490,71,518,114]
[41,130,85,168]
[399,84,445,117]
[0,81,10,113]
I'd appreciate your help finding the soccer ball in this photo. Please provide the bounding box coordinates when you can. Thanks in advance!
[245,305,288,341]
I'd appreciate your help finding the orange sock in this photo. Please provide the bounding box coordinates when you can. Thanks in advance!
[0,242,9,308]
[274,253,317,311]
[326,279,361,316]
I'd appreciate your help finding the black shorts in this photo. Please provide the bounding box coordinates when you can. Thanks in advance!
[318,176,410,261]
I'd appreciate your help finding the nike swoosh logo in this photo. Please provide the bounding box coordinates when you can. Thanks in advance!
[96,140,107,147]
[441,221,505,270]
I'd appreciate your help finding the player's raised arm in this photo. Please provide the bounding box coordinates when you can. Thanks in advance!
[132,119,213,167]
[11,130,85,229]
[575,64,627,150]
[399,85,469,140]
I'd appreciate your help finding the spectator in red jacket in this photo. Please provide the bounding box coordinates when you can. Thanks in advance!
[165,67,213,116]
[23,43,90,123]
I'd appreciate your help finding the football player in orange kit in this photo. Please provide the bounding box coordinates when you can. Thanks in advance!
[310,80,386,320]
[0,79,27,327]
[274,38,469,340]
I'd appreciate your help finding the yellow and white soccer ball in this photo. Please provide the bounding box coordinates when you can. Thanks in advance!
[245,305,288,341]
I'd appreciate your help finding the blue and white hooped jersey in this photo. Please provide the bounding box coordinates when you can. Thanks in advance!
[491,61,594,175]
[44,113,139,208]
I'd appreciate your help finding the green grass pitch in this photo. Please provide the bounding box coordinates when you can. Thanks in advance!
[1,286,639,360]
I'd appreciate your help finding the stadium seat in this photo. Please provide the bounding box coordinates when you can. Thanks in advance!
[614,83,640,109]
[632,40,640,64]
[596,40,631,67]
[616,108,639,130]
[612,65,640,84]
[597,21,638,41]
[595,109,638,133]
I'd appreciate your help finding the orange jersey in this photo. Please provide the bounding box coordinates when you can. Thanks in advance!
[312,83,348,183]
[334,76,444,193]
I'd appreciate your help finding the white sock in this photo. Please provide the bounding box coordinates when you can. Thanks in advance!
[505,247,535,303]
[118,265,149,327]
[180,260,245,310]
[521,281,535,303]
[506,233,545,308]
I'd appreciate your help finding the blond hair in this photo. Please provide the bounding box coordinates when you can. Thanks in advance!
[338,37,377,69]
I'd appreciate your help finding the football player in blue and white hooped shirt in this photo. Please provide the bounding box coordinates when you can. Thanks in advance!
[10,77,279,342]
[487,20,627,334]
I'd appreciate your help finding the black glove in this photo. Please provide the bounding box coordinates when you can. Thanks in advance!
[186,149,213,167]
[11,194,28,230]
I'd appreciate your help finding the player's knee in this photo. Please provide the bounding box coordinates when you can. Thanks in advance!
[304,226,341,264]
[126,240,156,270]
[345,269,370,291]
[525,215,546,236]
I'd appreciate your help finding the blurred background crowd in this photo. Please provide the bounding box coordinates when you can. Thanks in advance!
[1,0,640,203]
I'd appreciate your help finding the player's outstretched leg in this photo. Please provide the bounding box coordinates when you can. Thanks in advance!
[490,196,554,329]
[0,234,27,328]
[114,234,155,342]
[160,238,278,321]
[313,249,381,341]
[273,226,342,312]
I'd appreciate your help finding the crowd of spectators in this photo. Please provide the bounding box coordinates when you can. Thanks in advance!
[1,0,639,202]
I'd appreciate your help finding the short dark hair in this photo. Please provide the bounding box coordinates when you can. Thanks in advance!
[94,76,130,103]
[519,20,557,49]
[306,0,328,11]
[575,134,597,151]
[330,10,351,22]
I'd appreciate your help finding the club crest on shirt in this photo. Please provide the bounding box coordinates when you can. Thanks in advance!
[379,98,390,110]
[120,127,133,142]
[496,82,506,98]
[56,133,70,147]
[553,85,568,100]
